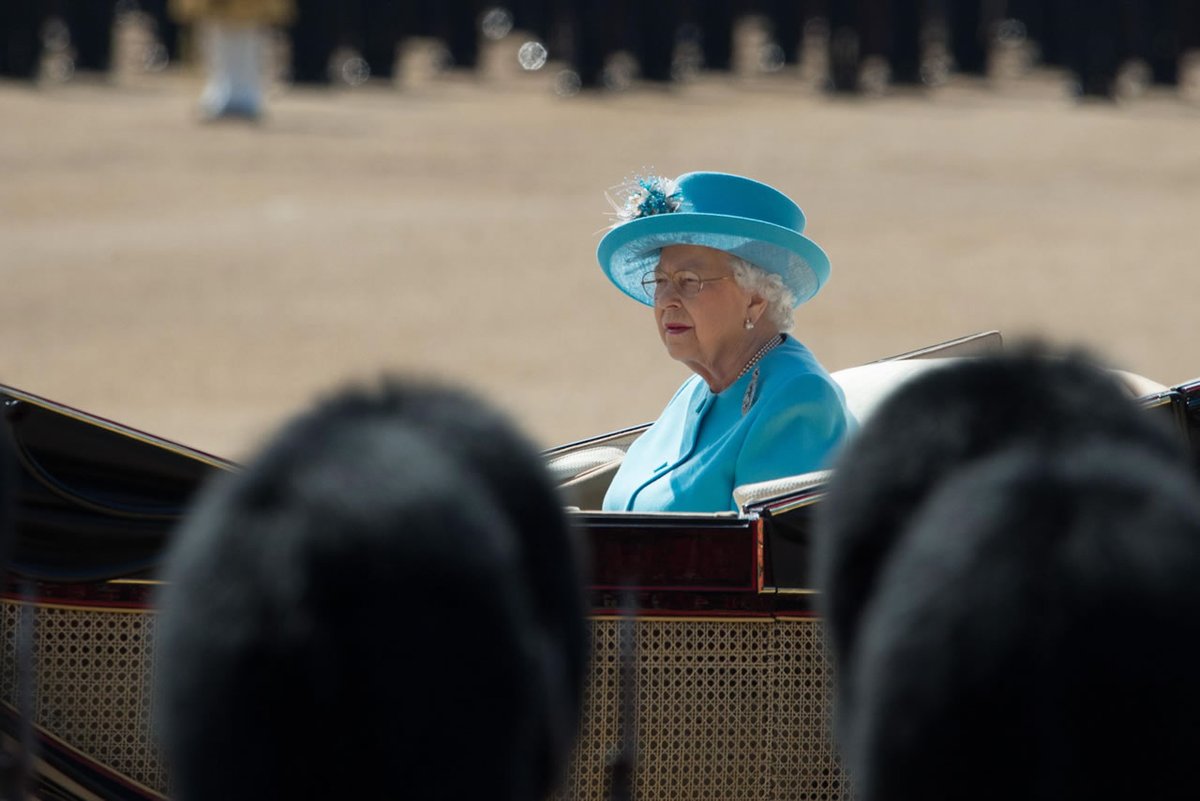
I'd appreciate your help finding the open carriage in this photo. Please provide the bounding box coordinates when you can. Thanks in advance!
[2,331,1197,800]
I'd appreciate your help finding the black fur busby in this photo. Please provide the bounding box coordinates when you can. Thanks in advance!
[846,440,1200,801]
[155,379,587,801]
[813,348,1187,675]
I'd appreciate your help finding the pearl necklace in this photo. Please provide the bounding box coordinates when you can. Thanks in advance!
[736,334,784,382]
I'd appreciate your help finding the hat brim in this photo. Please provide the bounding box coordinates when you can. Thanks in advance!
[597,212,831,307]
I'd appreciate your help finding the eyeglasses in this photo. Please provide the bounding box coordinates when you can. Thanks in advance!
[640,270,732,301]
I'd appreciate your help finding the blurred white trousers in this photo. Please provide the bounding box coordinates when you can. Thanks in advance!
[200,21,265,119]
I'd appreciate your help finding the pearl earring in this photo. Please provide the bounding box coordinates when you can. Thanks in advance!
[744,319,754,330]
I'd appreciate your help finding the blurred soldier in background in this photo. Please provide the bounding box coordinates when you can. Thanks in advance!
[287,0,485,86]
[0,0,119,82]
[542,0,728,89]
[1005,0,1199,99]
[824,0,998,93]
[1060,0,1135,97]
[821,0,947,92]
[287,0,337,84]
[171,0,294,118]
[289,0,418,85]
[944,0,993,77]
[763,0,811,72]
[826,0,891,92]
[8,1,1199,103]
[0,0,45,80]
[141,0,185,65]
[1006,0,1069,66]
[269,0,1200,99]
[550,0,626,88]
[697,0,738,71]
[630,1,677,83]
[429,0,487,70]
[355,0,404,81]
[60,0,119,75]
[289,0,394,86]
[885,0,928,85]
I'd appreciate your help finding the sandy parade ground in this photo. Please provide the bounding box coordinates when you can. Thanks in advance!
[2,19,1200,463]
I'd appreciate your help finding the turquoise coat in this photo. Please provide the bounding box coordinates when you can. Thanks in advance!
[602,336,851,513]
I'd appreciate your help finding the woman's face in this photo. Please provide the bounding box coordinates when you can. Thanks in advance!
[652,245,760,377]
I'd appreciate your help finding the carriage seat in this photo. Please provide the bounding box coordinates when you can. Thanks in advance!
[732,359,1171,512]
[547,446,626,486]
[547,445,630,509]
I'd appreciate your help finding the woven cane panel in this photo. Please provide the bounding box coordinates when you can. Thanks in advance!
[0,606,842,801]
[553,618,846,801]
[0,601,167,795]
[770,620,847,801]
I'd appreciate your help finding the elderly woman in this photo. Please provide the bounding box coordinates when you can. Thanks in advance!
[598,171,852,513]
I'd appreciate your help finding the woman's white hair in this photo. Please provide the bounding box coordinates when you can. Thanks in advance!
[728,256,796,332]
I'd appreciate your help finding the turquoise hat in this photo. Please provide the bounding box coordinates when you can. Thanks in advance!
[596,171,831,307]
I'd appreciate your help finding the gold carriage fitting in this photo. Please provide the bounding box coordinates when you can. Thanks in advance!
[2,331,1197,801]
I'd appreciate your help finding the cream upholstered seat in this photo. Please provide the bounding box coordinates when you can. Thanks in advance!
[733,359,957,511]
[550,446,628,511]
[732,469,833,510]
[546,428,647,510]
[827,358,958,425]
[827,360,1167,426]
[546,446,627,485]
[1113,369,1169,398]
[733,359,1172,512]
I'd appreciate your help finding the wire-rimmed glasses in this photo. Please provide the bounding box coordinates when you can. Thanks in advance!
[640,270,731,301]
